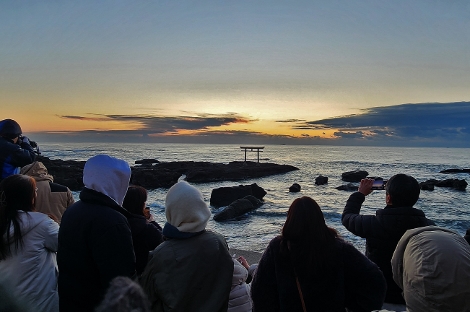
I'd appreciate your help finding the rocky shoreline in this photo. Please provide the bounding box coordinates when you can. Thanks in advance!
[36,155,299,191]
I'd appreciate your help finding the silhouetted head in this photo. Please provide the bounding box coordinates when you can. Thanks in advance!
[123,185,148,216]
[0,119,22,140]
[0,174,36,213]
[282,196,336,243]
[386,173,420,207]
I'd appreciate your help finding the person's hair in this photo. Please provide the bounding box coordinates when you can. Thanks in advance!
[385,174,420,207]
[122,185,148,215]
[95,276,151,312]
[0,175,36,260]
[281,196,340,275]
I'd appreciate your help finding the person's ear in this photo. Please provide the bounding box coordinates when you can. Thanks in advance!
[386,193,392,205]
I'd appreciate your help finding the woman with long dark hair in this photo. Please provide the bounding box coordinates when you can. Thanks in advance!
[123,185,163,275]
[0,174,59,311]
[251,196,386,312]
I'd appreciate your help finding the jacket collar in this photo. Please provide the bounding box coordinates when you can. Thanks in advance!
[79,187,131,218]
[162,222,205,239]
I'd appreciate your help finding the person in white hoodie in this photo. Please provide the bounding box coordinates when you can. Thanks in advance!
[0,174,59,312]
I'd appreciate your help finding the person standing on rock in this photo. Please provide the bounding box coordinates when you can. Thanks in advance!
[0,119,37,182]
[342,173,435,309]
[57,155,136,312]
[20,161,74,223]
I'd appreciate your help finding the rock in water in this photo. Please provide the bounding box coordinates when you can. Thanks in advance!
[341,170,369,182]
[315,175,328,185]
[213,195,263,221]
[289,183,301,192]
[210,184,266,208]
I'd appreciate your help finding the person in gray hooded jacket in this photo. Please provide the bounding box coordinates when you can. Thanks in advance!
[57,155,136,312]
[140,181,233,312]
[392,226,470,312]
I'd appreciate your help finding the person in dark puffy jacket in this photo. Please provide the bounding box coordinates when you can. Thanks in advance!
[342,174,435,306]
[58,155,136,312]
[0,119,36,181]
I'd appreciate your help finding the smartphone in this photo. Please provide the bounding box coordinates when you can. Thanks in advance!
[371,179,387,190]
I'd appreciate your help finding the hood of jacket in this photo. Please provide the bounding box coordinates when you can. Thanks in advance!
[82,154,131,206]
[392,226,470,311]
[20,161,53,182]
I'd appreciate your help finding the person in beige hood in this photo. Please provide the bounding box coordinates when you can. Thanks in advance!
[392,226,470,312]
[20,161,74,223]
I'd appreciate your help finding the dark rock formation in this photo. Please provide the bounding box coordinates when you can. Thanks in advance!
[419,181,435,191]
[420,178,467,191]
[315,175,328,185]
[289,183,301,192]
[210,183,266,208]
[440,169,470,174]
[35,156,297,191]
[213,195,263,221]
[341,170,369,182]
[336,183,358,191]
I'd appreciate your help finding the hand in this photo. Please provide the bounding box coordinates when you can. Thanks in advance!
[237,256,250,269]
[358,178,374,196]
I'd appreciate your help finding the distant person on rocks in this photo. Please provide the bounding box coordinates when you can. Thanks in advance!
[57,155,136,312]
[0,119,37,181]
[123,185,163,275]
[251,196,386,312]
[0,174,59,312]
[20,161,74,223]
[392,226,470,312]
[342,174,435,308]
[139,181,233,312]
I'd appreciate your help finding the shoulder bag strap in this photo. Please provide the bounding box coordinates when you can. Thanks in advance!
[288,241,307,312]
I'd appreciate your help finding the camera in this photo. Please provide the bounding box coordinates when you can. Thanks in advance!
[371,178,387,190]
[18,135,41,155]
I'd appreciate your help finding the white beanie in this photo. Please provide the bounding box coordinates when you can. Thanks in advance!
[165,181,211,233]
[83,155,131,206]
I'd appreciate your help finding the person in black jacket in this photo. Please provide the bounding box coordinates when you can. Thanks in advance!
[252,196,386,312]
[0,119,36,181]
[123,185,163,275]
[342,173,435,306]
[57,155,136,312]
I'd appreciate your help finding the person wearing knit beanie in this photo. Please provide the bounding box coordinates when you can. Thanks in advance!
[140,181,234,311]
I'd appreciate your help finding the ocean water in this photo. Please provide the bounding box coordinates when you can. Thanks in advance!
[40,143,470,253]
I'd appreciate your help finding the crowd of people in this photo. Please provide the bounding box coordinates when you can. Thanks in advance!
[1,118,470,312]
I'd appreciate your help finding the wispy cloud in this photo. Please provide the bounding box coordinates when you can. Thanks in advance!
[59,113,252,134]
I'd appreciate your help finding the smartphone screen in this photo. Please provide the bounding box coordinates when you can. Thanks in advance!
[371,179,386,190]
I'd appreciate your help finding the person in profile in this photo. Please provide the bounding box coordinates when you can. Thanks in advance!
[229,255,257,312]
[139,181,233,312]
[342,174,435,308]
[0,119,37,181]
[251,196,386,311]
[57,155,136,312]
[123,185,163,275]
[20,161,74,223]
[0,174,59,312]
[392,226,470,311]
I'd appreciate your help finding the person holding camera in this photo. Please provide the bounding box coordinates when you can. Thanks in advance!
[0,119,38,181]
[342,174,435,309]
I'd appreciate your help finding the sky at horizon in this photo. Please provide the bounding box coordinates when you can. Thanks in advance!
[1,1,470,147]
